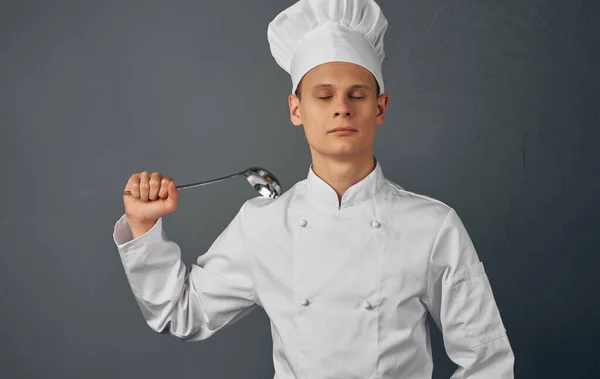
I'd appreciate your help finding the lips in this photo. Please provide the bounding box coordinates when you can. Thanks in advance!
[329,127,357,133]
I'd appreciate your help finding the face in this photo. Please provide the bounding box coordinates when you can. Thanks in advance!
[288,61,389,161]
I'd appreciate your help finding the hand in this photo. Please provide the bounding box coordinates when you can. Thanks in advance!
[122,171,179,224]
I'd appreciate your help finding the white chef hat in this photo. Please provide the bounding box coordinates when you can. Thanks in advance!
[267,0,388,94]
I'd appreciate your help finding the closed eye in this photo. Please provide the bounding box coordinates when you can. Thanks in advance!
[317,95,364,100]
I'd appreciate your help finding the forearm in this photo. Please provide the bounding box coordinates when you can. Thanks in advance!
[425,209,515,378]
[450,335,515,379]
[114,215,211,340]
[126,215,158,239]
[112,211,258,342]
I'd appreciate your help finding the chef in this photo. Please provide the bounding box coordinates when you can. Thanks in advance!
[113,0,515,378]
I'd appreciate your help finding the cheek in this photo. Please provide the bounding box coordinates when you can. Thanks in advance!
[359,102,378,118]
[302,122,323,144]
[300,106,327,129]
[300,114,329,146]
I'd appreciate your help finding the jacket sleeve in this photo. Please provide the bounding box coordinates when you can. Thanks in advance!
[112,201,258,342]
[423,208,515,378]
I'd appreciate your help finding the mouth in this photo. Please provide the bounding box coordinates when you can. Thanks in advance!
[328,127,358,133]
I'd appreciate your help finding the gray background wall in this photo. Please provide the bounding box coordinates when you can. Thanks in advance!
[1,0,598,378]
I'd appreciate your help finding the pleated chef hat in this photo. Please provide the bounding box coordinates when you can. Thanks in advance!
[267,0,388,94]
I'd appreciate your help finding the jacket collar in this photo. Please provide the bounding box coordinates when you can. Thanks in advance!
[305,156,385,209]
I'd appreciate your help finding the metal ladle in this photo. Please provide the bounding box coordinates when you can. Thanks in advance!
[122,167,283,199]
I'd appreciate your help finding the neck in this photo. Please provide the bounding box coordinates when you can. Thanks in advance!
[309,149,377,207]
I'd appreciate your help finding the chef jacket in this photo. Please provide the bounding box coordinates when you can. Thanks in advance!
[113,158,515,378]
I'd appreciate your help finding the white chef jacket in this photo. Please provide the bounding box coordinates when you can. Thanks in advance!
[113,158,514,379]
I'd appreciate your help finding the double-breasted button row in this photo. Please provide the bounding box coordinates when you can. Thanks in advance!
[299,298,375,310]
[298,219,381,228]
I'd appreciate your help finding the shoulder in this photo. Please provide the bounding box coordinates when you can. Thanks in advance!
[242,179,305,217]
[380,179,477,251]
[380,177,454,222]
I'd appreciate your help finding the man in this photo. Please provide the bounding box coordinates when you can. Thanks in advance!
[113,0,515,378]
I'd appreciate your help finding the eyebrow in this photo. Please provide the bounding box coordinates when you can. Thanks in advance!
[311,83,373,91]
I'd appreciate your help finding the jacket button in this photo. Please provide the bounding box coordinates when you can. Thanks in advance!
[363,299,373,309]
[371,220,381,228]
[301,299,309,306]
[299,219,307,227]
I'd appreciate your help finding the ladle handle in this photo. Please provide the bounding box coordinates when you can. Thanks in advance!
[122,171,245,196]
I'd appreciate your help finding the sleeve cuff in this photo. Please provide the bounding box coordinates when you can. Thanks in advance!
[113,213,163,251]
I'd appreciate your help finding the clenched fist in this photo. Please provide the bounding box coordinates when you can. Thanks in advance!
[123,171,179,225]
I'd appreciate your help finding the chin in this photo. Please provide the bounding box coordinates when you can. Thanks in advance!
[323,146,366,158]
[308,138,370,158]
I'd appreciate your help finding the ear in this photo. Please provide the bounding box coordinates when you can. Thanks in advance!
[375,93,389,125]
[288,93,303,126]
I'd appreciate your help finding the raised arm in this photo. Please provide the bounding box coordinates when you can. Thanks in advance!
[113,172,258,341]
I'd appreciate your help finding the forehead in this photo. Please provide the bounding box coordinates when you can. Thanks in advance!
[301,61,376,86]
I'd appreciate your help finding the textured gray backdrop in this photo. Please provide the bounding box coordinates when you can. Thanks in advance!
[1,0,599,378]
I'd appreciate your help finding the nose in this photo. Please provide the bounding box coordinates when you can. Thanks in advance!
[333,97,352,118]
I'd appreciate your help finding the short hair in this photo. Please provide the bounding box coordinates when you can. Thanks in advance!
[294,77,381,100]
